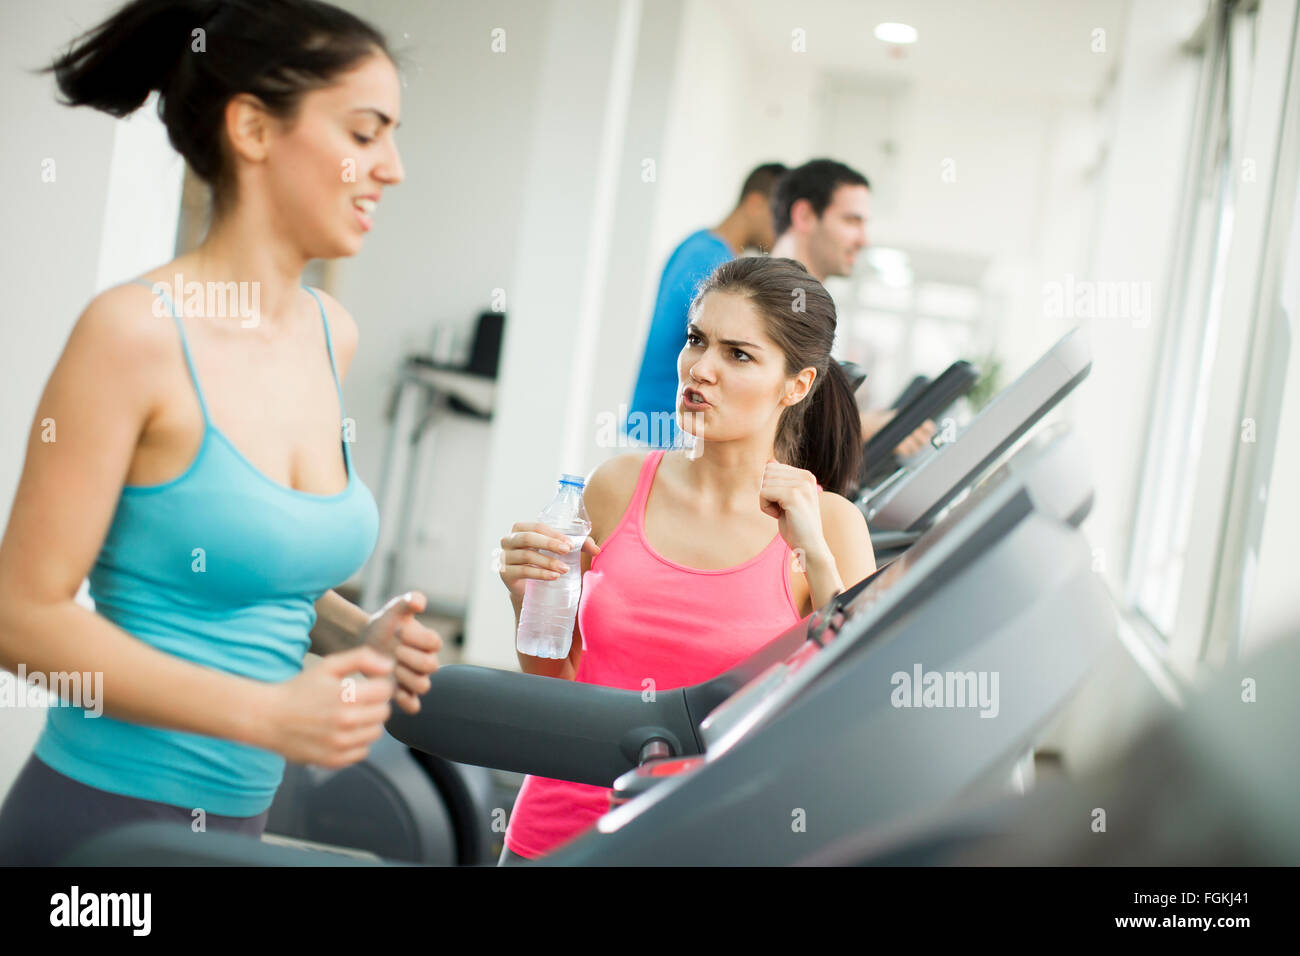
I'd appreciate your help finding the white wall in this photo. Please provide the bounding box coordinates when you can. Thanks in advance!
[1,0,119,538]
[642,0,818,328]
[580,0,687,470]
[328,0,552,612]
[95,98,186,290]
[329,0,550,483]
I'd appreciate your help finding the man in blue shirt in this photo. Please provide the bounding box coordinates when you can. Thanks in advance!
[625,163,788,447]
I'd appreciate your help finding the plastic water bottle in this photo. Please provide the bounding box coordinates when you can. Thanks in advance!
[516,474,592,659]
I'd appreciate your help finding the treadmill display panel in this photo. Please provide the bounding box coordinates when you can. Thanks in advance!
[699,443,1024,755]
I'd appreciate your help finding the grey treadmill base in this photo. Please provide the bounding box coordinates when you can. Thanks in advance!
[813,631,1300,867]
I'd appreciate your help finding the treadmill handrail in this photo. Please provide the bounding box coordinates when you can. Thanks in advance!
[890,374,932,411]
[386,666,699,788]
[388,574,881,789]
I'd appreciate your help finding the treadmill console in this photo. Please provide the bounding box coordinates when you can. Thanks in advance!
[864,327,1091,532]
[695,451,1020,755]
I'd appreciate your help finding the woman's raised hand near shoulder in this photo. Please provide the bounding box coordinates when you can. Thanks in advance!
[759,460,876,609]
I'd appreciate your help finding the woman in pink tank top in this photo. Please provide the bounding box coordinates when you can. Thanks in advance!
[495,257,877,861]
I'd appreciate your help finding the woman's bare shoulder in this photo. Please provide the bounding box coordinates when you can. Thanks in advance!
[584,452,653,541]
[818,489,876,585]
[304,286,359,378]
[67,281,184,384]
[817,488,867,525]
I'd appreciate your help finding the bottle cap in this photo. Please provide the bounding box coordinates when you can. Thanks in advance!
[559,473,586,488]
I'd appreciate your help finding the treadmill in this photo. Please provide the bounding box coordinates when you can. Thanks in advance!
[62,427,1112,866]
[857,359,980,492]
[864,327,1092,559]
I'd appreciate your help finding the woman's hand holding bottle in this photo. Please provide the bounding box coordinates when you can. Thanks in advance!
[496,522,600,606]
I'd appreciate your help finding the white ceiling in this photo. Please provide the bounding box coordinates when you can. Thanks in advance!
[717,0,1137,103]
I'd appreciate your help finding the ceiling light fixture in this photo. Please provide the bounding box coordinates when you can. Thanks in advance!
[874,22,918,44]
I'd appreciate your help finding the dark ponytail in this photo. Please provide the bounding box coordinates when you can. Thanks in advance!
[42,0,392,215]
[43,0,215,119]
[791,357,863,498]
[691,257,864,497]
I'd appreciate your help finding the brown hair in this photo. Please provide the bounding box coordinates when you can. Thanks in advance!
[690,257,862,496]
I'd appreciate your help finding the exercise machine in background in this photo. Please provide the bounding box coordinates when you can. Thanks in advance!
[862,328,1091,560]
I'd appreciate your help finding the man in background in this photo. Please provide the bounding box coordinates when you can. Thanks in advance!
[625,162,788,448]
[771,159,935,457]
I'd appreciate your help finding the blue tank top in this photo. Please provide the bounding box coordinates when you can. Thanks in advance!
[34,279,380,816]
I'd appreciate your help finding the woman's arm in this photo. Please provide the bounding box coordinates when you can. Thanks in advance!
[860,408,937,458]
[761,462,876,610]
[806,493,876,606]
[801,552,846,611]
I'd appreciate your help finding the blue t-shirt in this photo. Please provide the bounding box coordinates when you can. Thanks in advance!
[626,229,733,447]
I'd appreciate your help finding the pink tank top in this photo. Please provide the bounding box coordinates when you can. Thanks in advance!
[504,450,803,859]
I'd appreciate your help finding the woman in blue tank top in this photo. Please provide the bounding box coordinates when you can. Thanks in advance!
[0,0,441,865]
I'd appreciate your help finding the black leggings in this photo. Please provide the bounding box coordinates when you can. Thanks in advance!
[0,753,269,865]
